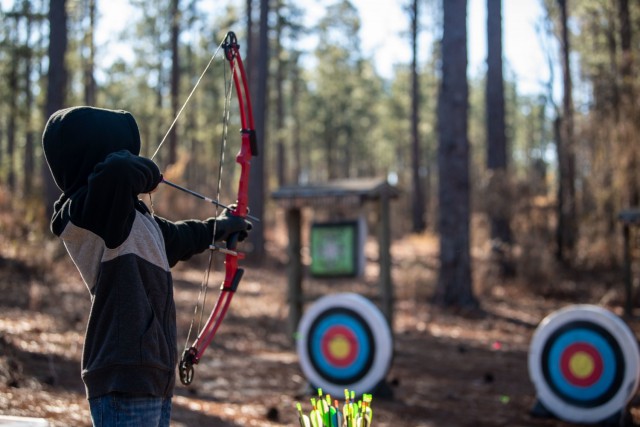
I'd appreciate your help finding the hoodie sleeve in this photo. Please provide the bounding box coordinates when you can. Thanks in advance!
[78,150,162,248]
[153,216,214,267]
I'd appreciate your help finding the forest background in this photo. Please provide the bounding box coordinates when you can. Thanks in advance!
[2,0,640,425]
[0,0,637,303]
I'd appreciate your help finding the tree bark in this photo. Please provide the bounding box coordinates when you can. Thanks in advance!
[433,0,477,308]
[8,29,17,192]
[43,0,68,219]
[556,0,577,264]
[246,0,269,263]
[617,0,638,207]
[83,0,96,106]
[168,0,180,165]
[486,0,513,275]
[410,0,425,232]
[275,0,286,186]
[24,3,35,195]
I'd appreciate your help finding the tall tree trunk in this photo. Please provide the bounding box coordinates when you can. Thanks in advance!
[617,0,638,207]
[554,115,564,258]
[486,0,513,275]
[617,0,632,89]
[152,26,164,161]
[274,0,286,186]
[410,0,425,232]
[291,52,302,183]
[184,40,199,190]
[43,0,68,219]
[83,0,96,106]
[24,2,35,195]
[7,29,17,192]
[246,0,253,81]
[556,0,577,264]
[168,0,180,165]
[433,0,477,309]
[247,0,269,263]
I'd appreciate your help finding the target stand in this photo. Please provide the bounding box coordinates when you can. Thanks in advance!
[296,293,393,397]
[528,305,640,424]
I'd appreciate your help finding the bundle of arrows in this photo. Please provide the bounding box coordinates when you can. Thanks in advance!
[296,388,373,427]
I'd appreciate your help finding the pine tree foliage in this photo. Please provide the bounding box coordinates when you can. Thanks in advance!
[0,0,637,272]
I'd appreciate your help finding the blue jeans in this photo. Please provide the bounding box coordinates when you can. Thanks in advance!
[89,394,171,427]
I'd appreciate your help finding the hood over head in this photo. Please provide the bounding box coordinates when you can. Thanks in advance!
[42,106,141,195]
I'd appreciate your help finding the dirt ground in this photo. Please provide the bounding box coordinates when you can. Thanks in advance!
[1,232,640,427]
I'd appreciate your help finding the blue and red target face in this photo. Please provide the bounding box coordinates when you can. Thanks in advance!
[307,308,375,385]
[542,322,624,407]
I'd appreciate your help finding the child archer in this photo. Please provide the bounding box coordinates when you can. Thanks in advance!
[42,106,251,426]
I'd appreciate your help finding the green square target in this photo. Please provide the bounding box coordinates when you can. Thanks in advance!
[310,221,360,277]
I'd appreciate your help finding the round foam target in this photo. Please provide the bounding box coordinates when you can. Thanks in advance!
[296,293,393,396]
[528,305,640,423]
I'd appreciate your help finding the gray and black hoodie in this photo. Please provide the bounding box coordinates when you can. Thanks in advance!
[42,106,244,399]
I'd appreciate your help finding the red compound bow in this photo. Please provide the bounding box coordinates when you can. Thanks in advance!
[173,31,257,385]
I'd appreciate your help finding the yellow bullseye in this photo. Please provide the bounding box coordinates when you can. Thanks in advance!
[569,351,595,378]
[328,335,351,359]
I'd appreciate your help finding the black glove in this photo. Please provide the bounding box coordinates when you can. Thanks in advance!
[208,206,252,243]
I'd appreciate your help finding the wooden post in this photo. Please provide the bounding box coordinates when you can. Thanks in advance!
[287,207,303,340]
[623,223,633,317]
[378,190,393,329]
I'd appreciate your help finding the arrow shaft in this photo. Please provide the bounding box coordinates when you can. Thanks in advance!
[161,179,259,222]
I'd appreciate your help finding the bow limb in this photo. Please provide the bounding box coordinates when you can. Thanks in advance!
[179,31,257,386]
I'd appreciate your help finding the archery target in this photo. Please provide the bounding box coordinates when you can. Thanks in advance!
[296,293,393,396]
[528,305,640,423]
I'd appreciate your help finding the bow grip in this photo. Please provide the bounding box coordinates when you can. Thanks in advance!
[222,267,244,292]
[226,231,240,251]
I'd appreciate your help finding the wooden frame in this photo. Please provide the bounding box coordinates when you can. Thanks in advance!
[272,178,399,336]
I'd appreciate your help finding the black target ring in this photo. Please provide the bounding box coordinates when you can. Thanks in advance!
[297,293,393,396]
[529,305,640,423]
[540,321,625,408]
[306,307,376,385]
